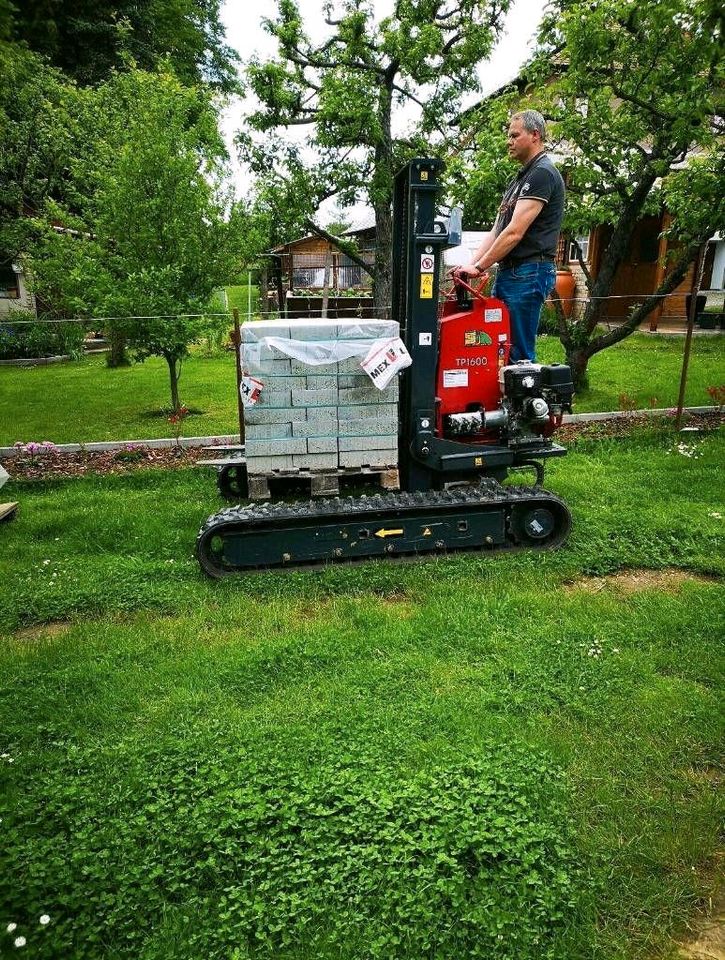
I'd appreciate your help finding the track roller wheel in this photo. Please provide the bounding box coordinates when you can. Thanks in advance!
[217,462,248,501]
[197,526,232,578]
[509,500,569,548]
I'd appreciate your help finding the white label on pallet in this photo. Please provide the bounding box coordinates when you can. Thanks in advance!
[361,337,412,390]
[240,375,264,407]
[443,369,468,388]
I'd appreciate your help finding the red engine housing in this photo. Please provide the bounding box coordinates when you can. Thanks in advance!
[435,291,511,436]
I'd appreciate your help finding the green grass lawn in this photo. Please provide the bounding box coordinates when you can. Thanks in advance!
[0,332,722,446]
[1,424,723,958]
[226,284,261,318]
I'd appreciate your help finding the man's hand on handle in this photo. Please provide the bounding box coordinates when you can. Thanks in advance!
[454,263,483,278]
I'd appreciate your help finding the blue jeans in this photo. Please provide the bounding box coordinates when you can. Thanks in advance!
[492,261,556,363]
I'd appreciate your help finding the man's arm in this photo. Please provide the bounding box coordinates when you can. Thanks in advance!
[458,199,545,276]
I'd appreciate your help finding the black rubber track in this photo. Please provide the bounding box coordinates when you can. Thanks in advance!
[196,481,572,578]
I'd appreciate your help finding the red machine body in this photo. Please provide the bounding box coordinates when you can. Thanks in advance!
[435,285,510,437]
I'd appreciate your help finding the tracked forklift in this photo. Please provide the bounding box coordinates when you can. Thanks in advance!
[197,158,574,577]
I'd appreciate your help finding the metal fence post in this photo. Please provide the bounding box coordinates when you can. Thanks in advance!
[232,307,245,443]
[675,243,707,431]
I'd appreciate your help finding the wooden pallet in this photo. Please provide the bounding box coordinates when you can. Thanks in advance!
[247,465,399,500]
[0,502,18,522]
[196,457,245,468]
[201,444,245,454]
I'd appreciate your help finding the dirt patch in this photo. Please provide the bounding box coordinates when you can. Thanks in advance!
[557,410,723,447]
[14,621,73,642]
[564,568,718,596]
[2,444,200,482]
[677,884,725,960]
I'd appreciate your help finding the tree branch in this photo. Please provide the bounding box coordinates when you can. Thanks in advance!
[390,83,426,110]
[441,32,462,56]
[610,84,674,122]
[588,236,704,353]
[286,44,388,78]
[571,237,593,287]
[303,219,375,277]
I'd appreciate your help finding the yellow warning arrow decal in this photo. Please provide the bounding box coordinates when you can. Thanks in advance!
[375,527,404,539]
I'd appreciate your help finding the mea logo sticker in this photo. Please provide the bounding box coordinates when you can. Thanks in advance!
[361,337,412,390]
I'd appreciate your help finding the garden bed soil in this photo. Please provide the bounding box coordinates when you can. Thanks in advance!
[2,412,721,483]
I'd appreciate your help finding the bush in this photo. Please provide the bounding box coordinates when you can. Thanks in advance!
[538,303,560,336]
[0,312,86,360]
[199,290,232,355]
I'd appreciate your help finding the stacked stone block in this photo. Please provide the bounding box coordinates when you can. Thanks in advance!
[241,318,399,475]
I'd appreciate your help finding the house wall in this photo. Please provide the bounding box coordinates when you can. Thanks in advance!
[277,236,374,291]
[710,240,725,291]
[659,261,699,321]
[0,268,37,318]
[568,262,587,319]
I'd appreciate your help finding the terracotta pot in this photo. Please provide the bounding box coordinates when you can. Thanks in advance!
[552,268,576,319]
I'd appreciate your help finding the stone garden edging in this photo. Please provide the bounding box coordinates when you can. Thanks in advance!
[0,407,718,460]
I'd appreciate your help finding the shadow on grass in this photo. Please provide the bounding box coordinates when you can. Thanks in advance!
[138,407,205,420]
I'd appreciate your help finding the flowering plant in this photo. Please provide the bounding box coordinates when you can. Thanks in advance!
[167,406,190,445]
[13,440,59,463]
[706,384,725,411]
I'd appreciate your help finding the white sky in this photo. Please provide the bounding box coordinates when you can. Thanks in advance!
[219,0,546,215]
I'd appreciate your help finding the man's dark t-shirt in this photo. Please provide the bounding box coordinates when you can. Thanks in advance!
[496,154,565,261]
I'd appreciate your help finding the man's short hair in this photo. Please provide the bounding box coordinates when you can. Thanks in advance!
[511,110,547,141]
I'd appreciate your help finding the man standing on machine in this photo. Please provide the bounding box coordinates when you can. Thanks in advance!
[457,109,565,362]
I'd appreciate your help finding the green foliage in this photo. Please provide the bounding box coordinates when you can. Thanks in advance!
[456,0,724,381]
[6,0,239,91]
[0,44,85,260]
[0,313,85,360]
[533,0,722,237]
[447,91,519,226]
[243,0,512,305]
[26,68,244,410]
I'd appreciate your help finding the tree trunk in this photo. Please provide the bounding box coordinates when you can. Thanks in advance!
[372,79,394,318]
[565,345,592,392]
[166,354,180,412]
[580,169,659,337]
[106,326,129,367]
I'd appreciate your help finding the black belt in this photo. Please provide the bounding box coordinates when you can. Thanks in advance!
[499,254,556,270]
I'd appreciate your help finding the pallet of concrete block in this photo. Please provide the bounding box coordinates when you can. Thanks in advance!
[246,464,399,501]
[240,317,400,479]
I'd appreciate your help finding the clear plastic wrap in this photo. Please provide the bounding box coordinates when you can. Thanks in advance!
[240,318,399,370]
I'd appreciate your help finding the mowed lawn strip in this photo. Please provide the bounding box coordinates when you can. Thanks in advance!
[0,425,723,958]
[1,333,723,446]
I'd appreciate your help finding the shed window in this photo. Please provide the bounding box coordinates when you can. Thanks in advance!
[0,261,19,298]
[568,235,589,263]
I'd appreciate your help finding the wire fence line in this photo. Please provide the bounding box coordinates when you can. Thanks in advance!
[0,289,720,326]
